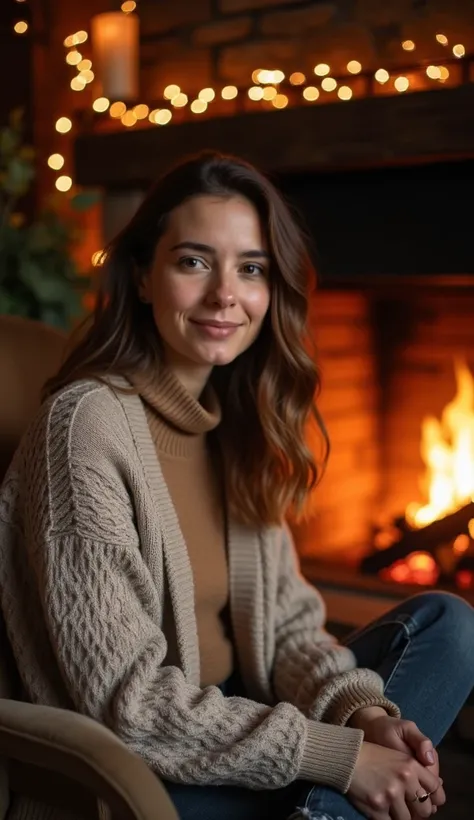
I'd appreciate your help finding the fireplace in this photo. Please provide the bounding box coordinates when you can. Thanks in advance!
[73,80,474,600]
[278,160,474,598]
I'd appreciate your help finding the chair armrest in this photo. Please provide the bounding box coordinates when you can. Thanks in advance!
[0,699,178,820]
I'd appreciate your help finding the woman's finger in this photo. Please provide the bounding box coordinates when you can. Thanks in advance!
[389,794,411,820]
[430,782,446,808]
[406,787,433,819]
[418,767,441,796]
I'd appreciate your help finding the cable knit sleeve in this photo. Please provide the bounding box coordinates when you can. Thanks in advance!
[0,385,361,793]
[272,526,401,726]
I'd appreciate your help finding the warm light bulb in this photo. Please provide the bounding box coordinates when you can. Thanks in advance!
[338,86,353,100]
[148,109,160,124]
[256,69,273,84]
[272,94,288,109]
[314,63,330,76]
[47,153,64,170]
[402,40,415,51]
[248,86,264,101]
[374,68,390,84]
[133,104,150,119]
[155,109,172,124]
[13,21,28,34]
[164,84,180,100]
[78,70,94,84]
[439,66,450,81]
[171,93,188,107]
[303,86,319,101]
[262,86,277,100]
[91,250,104,266]
[321,77,337,92]
[251,69,262,84]
[198,88,215,102]
[221,85,238,99]
[190,100,207,114]
[289,72,306,85]
[436,34,448,45]
[109,101,127,118]
[66,50,82,66]
[273,70,285,84]
[347,60,362,74]
[55,117,72,133]
[63,34,75,48]
[394,76,409,92]
[121,111,137,127]
[55,175,72,192]
[453,44,465,58]
[71,76,86,91]
[77,59,92,71]
[426,65,441,79]
[93,97,110,112]
[75,31,88,44]
[121,0,136,11]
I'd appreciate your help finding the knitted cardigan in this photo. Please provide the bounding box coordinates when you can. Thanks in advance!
[0,378,399,807]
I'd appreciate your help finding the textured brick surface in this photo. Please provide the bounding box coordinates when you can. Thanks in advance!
[302,22,377,73]
[141,39,213,97]
[193,16,252,46]
[261,3,337,36]
[220,0,304,13]
[355,0,412,27]
[140,0,212,36]
[218,39,300,83]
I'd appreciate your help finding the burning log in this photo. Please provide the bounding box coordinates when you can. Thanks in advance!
[361,501,474,575]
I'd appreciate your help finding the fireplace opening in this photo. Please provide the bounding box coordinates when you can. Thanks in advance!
[279,160,474,597]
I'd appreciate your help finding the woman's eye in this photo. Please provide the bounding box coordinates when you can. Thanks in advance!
[179,256,205,270]
[242,263,264,276]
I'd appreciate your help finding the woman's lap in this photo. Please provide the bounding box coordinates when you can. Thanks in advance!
[162,591,474,820]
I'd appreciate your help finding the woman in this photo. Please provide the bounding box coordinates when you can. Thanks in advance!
[0,151,473,820]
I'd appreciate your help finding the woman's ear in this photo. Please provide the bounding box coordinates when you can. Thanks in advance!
[136,266,152,304]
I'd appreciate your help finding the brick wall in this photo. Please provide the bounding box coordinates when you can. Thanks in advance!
[289,290,380,564]
[139,0,474,98]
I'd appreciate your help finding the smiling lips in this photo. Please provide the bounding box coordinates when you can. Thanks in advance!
[190,319,243,338]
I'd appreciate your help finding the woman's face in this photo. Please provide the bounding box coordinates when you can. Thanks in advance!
[140,194,271,391]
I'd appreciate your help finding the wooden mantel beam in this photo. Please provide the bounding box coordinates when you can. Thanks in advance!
[75,84,474,188]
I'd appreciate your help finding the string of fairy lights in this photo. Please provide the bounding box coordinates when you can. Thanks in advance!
[12,0,471,202]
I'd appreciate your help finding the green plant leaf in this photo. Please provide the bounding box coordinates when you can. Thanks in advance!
[26,222,56,252]
[0,127,19,159]
[3,157,35,196]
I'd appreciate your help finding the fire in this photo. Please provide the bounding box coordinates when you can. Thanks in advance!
[406,359,474,527]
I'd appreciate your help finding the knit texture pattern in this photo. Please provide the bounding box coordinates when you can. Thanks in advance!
[0,378,400,806]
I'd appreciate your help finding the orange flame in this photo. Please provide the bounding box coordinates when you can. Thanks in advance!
[406,360,474,527]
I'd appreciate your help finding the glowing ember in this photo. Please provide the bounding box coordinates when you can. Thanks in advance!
[381,551,439,586]
[406,359,474,527]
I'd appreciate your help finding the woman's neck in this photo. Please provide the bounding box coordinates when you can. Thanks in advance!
[162,349,213,399]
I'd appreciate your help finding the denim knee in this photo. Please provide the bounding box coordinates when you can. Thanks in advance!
[408,590,474,647]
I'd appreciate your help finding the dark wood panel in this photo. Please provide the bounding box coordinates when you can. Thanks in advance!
[74,85,474,187]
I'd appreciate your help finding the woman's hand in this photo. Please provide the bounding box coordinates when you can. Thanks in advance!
[348,708,446,812]
[348,740,442,820]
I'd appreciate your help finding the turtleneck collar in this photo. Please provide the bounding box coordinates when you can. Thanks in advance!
[129,367,221,458]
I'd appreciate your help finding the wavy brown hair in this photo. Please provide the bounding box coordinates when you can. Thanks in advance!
[45,151,328,527]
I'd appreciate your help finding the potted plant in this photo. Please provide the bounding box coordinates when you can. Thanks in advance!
[0,109,97,329]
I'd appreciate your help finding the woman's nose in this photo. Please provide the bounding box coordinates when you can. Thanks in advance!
[205,278,236,308]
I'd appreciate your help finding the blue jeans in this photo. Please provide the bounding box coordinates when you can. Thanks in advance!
[163,592,474,820]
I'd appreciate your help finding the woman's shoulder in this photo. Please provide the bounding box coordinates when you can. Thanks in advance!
[26,377,136,466]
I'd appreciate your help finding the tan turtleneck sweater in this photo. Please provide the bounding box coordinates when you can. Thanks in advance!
[134,369,233,687]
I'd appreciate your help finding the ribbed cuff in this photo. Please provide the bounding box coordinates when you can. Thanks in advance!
[329,681,401,727]
[298,720,364,793]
